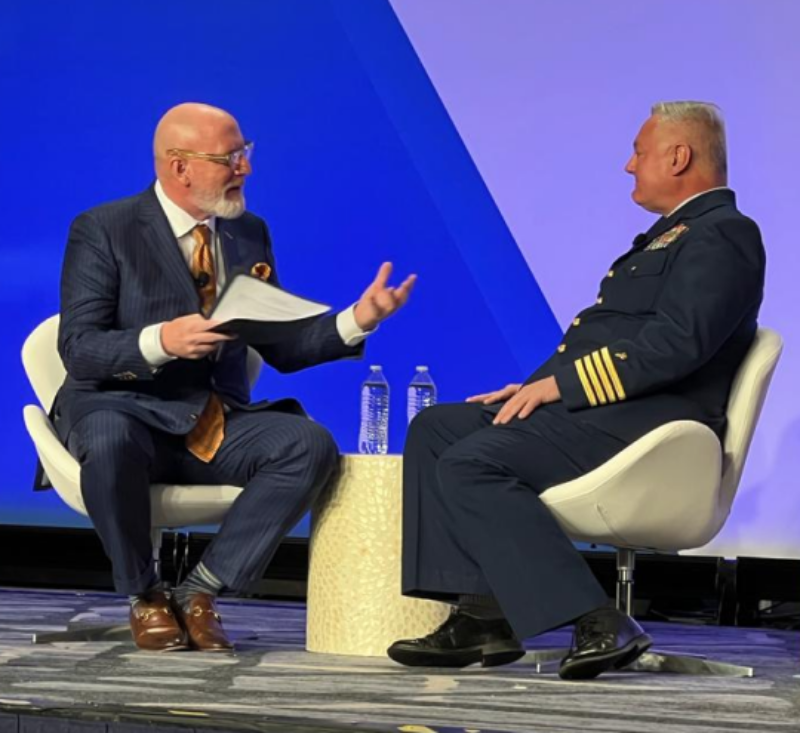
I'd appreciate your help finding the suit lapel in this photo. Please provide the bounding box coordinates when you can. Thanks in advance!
[217,219,253,281]
[137,187,200,308]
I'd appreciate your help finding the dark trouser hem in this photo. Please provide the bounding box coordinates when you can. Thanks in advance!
[114,561,159,596]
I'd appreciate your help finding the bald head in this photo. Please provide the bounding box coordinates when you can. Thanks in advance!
[154,103,250,220]
[154,103,240,168]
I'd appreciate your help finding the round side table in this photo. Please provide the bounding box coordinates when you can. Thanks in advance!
[306,454,449,656]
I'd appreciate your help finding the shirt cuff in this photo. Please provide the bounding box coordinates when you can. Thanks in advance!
[139,323,176,369]
[336,305,376,347]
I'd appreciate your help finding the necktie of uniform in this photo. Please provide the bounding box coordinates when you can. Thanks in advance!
[185,224,225,463]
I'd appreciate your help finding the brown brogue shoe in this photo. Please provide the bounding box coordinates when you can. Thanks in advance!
[172,593,233,652]
[129,591,188,652]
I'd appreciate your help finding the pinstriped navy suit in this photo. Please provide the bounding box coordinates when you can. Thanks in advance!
[54,185,362,594]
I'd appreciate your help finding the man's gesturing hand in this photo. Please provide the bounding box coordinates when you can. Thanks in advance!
[161,314,235,359]
[353,262,417,331]
[467,377,561,424]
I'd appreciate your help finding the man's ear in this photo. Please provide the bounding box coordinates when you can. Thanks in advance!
[671,143,693,176]
[170,157,191,186]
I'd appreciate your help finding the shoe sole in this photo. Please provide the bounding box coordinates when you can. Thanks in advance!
[558,633,653,680]
[388,639,525,669]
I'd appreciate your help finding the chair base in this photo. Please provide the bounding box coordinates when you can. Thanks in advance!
[32,623,132,645]
[525,647,754,677]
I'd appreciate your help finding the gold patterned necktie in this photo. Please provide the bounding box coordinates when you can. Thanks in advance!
[186,224,225,463]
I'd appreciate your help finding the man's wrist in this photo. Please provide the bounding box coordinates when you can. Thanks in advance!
[337,305,376,346]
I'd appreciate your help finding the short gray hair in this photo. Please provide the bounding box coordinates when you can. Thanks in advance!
[651,101,727,179]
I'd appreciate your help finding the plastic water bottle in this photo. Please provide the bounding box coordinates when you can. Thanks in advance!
[358,365,390,454]
[407,366,437,424]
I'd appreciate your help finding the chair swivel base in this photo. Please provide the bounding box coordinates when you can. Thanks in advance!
[32,622,132,645]
[524,647,754,677]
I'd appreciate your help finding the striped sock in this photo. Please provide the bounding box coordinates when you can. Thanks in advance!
[128,584,163,608]
[172,562,225,611]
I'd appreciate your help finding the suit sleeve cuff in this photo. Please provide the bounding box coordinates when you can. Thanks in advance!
[336,305,376,347]
[139,323,176,370]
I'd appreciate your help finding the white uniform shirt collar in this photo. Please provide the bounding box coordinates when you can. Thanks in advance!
[666,186,730,218]
[154,180,217,239]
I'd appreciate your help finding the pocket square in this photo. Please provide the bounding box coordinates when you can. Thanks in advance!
[250,262,272,282]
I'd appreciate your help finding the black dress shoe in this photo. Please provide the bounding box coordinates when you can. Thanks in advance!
[387,611,525,668]
[559,607,652,680]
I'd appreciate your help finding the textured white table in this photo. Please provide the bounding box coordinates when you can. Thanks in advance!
[306,454,449,656]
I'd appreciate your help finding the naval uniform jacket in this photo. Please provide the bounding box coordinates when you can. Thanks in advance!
[527,189,765,444]
[48,185,362,475]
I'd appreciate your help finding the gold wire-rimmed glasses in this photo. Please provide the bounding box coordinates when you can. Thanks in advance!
[167,141,254,171]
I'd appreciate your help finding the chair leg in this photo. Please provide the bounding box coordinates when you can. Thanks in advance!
[616,547,635,615]
[526,547,755,677]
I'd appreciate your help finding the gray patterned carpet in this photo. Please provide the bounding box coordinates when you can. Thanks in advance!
[1,588,799,733]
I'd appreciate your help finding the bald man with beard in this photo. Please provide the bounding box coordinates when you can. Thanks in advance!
[52,103,415,652]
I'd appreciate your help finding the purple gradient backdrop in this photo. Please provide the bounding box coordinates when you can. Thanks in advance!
[391,0,800,558]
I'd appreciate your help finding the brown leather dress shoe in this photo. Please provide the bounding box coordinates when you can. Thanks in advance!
[129,591,188,652]
[172,593,233,652]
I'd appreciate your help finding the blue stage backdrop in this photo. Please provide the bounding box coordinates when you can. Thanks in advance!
[0,1,560,530]
[4,1,799,558]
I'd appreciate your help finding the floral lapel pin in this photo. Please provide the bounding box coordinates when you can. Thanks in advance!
[644,224,689,251]
[250,262,272,282]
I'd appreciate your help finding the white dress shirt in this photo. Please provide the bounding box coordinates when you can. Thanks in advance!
[139,181,371,367]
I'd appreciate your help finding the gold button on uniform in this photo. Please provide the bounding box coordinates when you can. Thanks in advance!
[557,344,566,354]
[596,296,604,304]
[607,269,615,278]
[572,317,581,327]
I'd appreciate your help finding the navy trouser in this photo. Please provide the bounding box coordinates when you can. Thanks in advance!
[67,409,338,595]
[402,402,628,639]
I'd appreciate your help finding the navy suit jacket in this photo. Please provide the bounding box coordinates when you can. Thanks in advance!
[52,185,363,454]
[526,189,765,443]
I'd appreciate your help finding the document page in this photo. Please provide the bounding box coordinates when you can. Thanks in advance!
[210,274,331,344]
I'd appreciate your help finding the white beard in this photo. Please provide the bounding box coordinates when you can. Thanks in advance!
[196,186,246,220]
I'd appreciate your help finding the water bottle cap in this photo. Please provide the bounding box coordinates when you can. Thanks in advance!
[370,365,382,370]
[415,365,429,371]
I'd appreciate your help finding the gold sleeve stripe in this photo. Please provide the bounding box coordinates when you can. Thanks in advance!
[601,347,626,400]
[575,359,598,407]
[582,356,608,405]
[591,351,617,403]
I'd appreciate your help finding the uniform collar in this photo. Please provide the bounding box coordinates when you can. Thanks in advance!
[154,180,217,239]
[666,186,732,217]
[642,188,737,246]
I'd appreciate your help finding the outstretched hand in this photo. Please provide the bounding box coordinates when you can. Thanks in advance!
[353,262,417,331]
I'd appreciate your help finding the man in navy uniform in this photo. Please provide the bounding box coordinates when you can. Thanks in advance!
[55,103,415,652]
[388,101,765,679]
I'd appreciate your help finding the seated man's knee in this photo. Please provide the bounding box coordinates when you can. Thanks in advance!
[290,419,340,487]
[406,404,475,447]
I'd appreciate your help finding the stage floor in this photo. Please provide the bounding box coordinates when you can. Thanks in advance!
[0,588,799,733]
